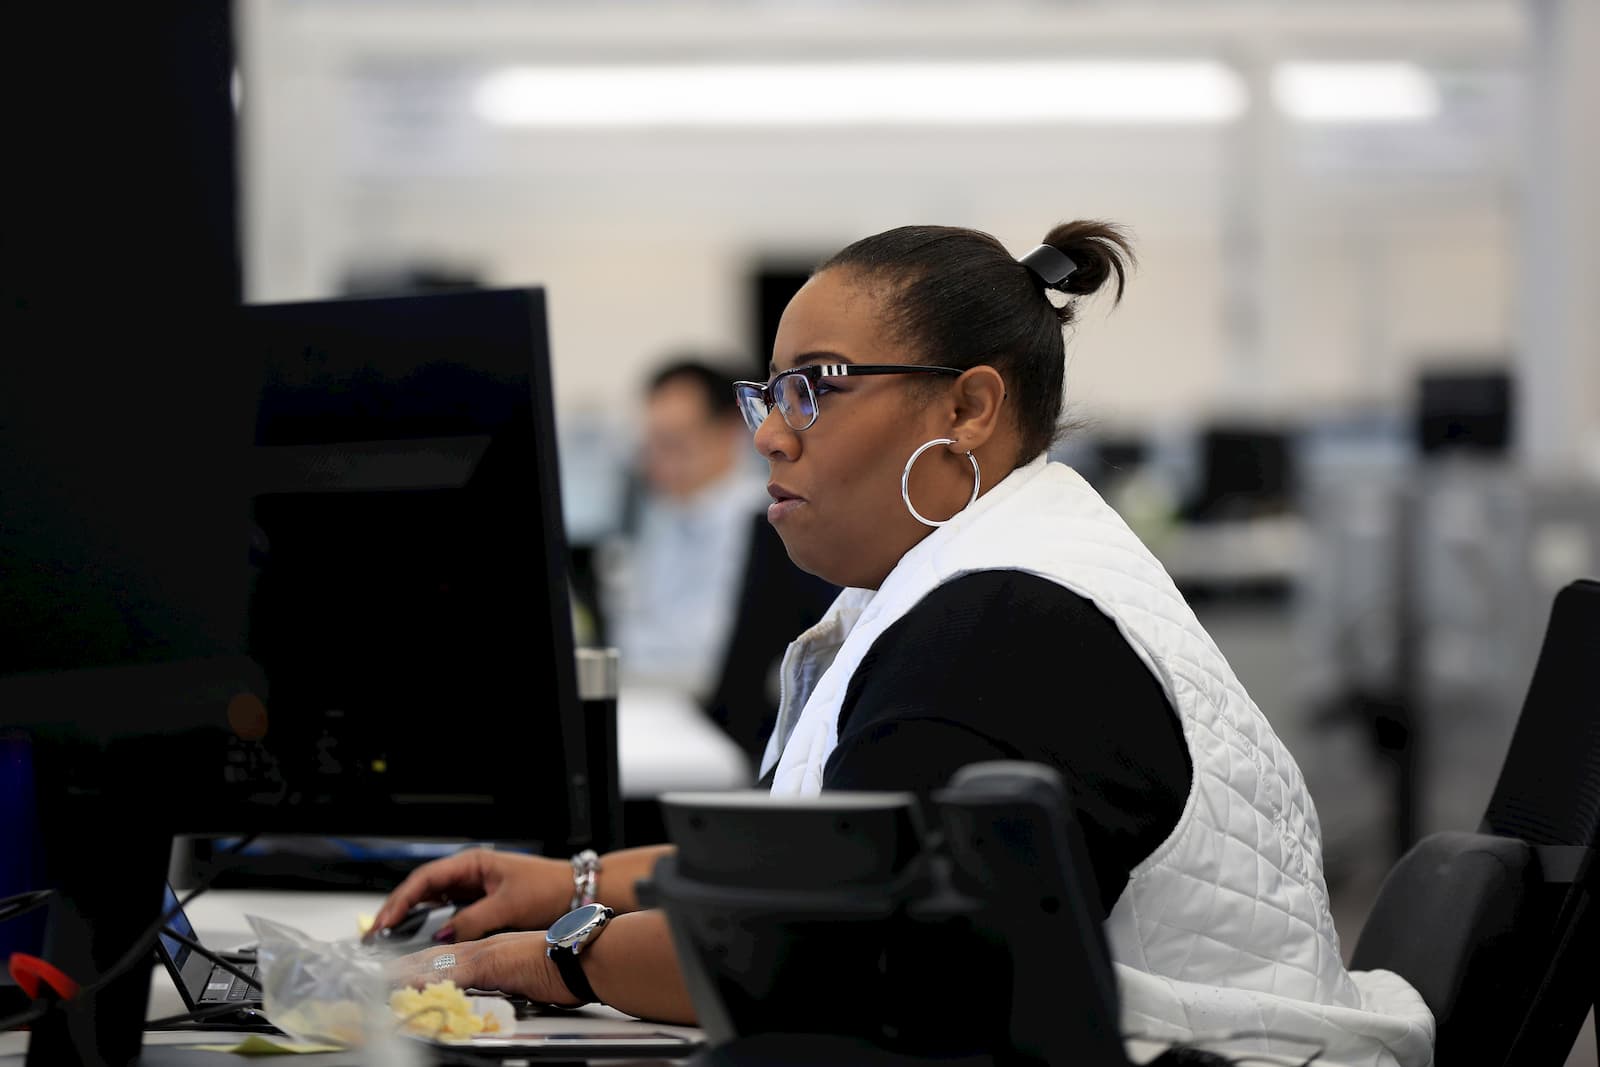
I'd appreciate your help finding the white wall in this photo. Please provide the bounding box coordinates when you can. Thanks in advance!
[1521,0,1600,478]
[238,0,1525,432]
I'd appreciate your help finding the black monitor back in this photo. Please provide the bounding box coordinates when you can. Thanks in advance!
[234,289,591,845]
[1188,424,1295,522]
[3,289,597,846]
[0,287,598,1064]
[1416,368,1513,457]
[0,3,244,1055]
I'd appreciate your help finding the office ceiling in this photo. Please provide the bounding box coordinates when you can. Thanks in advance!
[271,0,1524,60]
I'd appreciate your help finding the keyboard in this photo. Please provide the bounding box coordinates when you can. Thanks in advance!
[198,961,262,1004]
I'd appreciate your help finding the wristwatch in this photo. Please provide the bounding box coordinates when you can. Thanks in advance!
[545,902,614,1005]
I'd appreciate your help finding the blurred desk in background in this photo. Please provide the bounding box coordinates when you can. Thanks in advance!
[618,686,753,845]
[1156,516,1311,598]
[619,686,752,797]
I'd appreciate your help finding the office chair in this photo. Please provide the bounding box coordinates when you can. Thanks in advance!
[1351,578,1600,1067]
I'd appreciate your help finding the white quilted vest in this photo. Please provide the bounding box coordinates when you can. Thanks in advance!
[760,456,1435,1067]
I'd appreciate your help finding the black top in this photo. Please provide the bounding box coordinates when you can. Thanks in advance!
[821,569,1192,917]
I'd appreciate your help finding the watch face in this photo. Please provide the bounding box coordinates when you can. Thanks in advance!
[548,902,608,945]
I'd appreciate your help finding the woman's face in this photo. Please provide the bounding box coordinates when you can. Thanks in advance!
[754,268,980,589]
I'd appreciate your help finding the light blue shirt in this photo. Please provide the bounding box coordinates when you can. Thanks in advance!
[605,468,767,697]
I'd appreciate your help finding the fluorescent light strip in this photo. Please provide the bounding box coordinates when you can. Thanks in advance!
[473,61,1247,127]
[1272,62,1440,123]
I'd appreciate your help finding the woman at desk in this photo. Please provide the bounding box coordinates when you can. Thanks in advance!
[376,222,1433,1066]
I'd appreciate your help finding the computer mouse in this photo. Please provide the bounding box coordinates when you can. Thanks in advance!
[375,904,458,950]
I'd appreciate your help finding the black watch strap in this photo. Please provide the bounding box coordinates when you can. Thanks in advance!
[548,945,599,1005]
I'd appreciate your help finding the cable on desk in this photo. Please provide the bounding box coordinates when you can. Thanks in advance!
[0,890,53,928]
[0,1003,48,1033]
[76,831,263,1000]
[144,1001,276,1031]
[2,838,265,1035]
[0,893,56,1030]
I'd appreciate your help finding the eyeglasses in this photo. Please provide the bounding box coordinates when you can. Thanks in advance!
[732,363,963,434]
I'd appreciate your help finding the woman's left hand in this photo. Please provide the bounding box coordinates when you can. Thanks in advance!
[388,932,579,1008]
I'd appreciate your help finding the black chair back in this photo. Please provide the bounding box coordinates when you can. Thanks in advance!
[1481,579,1600,1065]
[1352,579,1600,1066]
[1349,832,1537,1065]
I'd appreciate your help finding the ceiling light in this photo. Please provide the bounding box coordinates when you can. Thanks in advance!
[473,61,1247,128]
[1272,62,1440,123]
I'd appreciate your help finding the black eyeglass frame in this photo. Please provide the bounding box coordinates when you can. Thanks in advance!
[732,363,963,433]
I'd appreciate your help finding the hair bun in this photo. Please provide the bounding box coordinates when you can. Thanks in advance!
[1037,220,1135,305]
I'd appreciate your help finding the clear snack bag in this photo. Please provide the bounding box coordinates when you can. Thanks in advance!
[244,915,514,1049]
[245,914,387,1048]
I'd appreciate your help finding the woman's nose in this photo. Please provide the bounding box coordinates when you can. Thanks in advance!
[752,408,798,462]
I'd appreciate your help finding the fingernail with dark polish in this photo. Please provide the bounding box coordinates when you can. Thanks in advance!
[433,927,455,943]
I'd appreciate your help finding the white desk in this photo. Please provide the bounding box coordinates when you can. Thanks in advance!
[0,889,702,1063]
[617,686,752,797]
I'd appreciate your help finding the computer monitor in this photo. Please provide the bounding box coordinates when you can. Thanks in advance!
[1,289,605,1061]
[1,2,246,1051]
[7,289,597,844]
[230,288,593,844]
[1416,368,1513,457]
[1186,423,1296,522]
[0,9,603,1058]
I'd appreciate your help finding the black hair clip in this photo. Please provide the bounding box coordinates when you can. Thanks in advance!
[1019,243,1077,286]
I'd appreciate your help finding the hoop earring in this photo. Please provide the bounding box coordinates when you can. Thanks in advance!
[901,438,981,528]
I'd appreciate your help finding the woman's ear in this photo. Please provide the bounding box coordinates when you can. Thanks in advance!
[947,365,1007,450]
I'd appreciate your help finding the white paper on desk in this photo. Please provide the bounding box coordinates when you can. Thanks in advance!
[188,1035,347,1055]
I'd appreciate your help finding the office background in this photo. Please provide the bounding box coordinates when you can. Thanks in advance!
[11,0,1597,1060]
[233,0,1599,810]
[237,0,1590,447]
[235,6,1600,809]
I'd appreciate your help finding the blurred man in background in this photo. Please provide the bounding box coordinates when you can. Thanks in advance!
[603,359,767,697]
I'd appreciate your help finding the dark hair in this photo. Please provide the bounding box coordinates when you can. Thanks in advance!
[647,357,741,420]
[817,221,1134,461]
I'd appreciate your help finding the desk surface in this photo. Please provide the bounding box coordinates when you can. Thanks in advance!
[618,686,751,796]
[0,890,702,1063]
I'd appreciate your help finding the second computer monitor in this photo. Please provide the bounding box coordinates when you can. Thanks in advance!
[234,288,594,847]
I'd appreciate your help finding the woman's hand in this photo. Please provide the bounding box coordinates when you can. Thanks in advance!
[389,932,578,1008]
[370,846,677,943]
[390,912,698,1025]
[369,849,573,942]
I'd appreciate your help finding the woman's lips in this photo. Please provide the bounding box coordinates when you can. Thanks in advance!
[767,484,805,523]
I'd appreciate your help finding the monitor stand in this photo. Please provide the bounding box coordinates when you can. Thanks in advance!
[25,736,173,1067]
